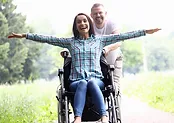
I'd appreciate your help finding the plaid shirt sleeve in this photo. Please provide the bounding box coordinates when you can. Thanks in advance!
[101,30,146,46]
[26,33,71,48]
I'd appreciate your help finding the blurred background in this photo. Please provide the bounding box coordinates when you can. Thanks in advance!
[0,0,173,123]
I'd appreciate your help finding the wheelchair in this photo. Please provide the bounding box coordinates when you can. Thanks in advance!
[56,51,122,123]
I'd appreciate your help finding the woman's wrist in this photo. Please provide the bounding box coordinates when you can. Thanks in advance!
[22,33,26,38]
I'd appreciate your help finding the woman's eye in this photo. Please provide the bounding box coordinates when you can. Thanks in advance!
[77,21,81,24]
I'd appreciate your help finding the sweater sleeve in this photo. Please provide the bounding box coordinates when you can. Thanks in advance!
[101,30,146,46]
[26,33,72,48]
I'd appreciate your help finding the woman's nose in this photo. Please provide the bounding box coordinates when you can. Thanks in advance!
[81,21,85,25]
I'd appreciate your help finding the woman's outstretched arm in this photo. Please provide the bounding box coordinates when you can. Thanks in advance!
[101,28,161,46]
[8,32,72,48]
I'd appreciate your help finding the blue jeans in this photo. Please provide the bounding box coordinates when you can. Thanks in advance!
[69,78,106,117]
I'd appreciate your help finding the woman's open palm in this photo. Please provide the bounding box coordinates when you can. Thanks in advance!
[8,33,24,38]
[146,28,161,34]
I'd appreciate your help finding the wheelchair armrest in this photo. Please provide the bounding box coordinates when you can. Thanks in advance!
[58,68,64,76]
[109,65,115,71]
[106,85,113,91]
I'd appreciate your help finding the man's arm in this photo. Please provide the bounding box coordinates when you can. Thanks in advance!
[103,42,122,56]
[111,30,119,35]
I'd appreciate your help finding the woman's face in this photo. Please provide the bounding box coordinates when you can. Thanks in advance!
[76,15,90,36]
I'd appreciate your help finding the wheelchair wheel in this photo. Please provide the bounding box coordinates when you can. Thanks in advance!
[65,96,70,123]
[110,93,117,123]
[108,92,121,123]
[57,91,70,123]
[58,101,66,123]
[115,93,122,123]
[58,89,66,123]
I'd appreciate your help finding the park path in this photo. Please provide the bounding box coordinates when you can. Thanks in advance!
[121,95,174,123]
[54,95,174,123]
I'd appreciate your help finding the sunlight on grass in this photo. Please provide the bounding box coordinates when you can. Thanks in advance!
[122,72,174,113]
[0,80,59,123]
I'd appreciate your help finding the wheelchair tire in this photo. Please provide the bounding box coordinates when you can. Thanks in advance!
[58,89,66,123]
[108,93,121,123]
[110,93,117,123]
[115,94,122,123]
[65,96,70,123]
[58,101,66,123]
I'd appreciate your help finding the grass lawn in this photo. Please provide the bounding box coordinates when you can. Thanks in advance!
[0,72,174,123]
[0,79,58,123]
[122,72,174,113]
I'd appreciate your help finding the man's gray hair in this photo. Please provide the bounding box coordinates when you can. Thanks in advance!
[91,3,104,12]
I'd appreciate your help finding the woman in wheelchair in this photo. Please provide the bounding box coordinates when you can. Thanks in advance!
[8,13,160,123]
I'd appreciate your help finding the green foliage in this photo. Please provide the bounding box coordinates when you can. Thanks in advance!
[28,17,65,80]
[0,43,9,83]
[147,47,172,71]
[0,81,58,123]
[146,37,174,71]
[0,42,9,62]
[0,0,65,84]
[122,72,174,113]
[0,0,6,3]
[122,40,143,73]
[0,12,8,36]
[120,25,174,73]
[0,0,43,84]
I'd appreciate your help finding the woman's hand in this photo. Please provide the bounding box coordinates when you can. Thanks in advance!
[145,28,161,34]
[8,33,26,38]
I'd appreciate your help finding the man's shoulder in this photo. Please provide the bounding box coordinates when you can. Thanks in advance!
[105,19,119,34]
[106,19,117,26]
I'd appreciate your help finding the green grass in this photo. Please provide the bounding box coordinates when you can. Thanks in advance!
[1,72,173,122]
[122,71,174,113]
[0,80,58,123]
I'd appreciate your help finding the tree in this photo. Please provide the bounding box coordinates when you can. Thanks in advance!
[122,40,143,74]
[0,0,28,83]
[146,38,174,71]
[0,0,41,84]
[0,43,10,83]
[0,0,6,3]
[0,11,9,83]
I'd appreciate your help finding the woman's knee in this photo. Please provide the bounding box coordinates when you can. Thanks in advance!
[70,79,87,92]
[87,79,104,90]
[78,80,88,89]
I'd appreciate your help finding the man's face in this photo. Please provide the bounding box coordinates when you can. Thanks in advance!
[91,6,107,25]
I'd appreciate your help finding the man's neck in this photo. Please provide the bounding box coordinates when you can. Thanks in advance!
[95,23,104,29]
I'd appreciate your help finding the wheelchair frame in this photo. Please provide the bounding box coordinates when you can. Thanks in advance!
[56,51,121,123]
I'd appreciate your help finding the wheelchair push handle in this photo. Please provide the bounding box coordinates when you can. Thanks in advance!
[60,51,69,58]
[109,65,115,71]
[58,69,64,76]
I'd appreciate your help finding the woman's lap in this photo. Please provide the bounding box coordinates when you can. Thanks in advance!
[69,78,106,116]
